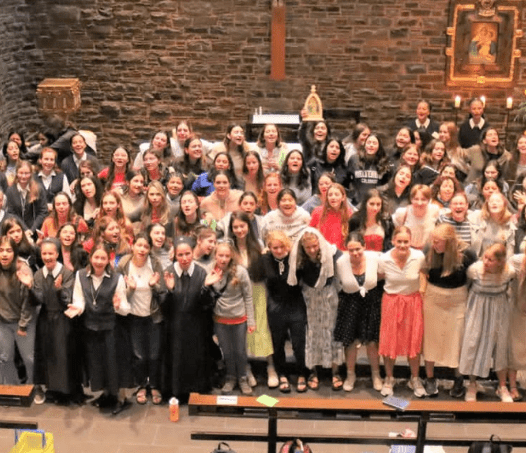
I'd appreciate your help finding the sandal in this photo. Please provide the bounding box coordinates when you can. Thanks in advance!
[510,387,523,402]
[279,376,291,394]
[332,374,343,391]
[136,388,147,405]
[307,373,319,391]
[297,376,307,393]
[151,388,163,405]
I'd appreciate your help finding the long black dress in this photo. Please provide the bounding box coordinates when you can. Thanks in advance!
[162,263,214,399]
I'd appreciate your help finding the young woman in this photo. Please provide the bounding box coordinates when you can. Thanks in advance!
[2,131,28,161]
[298,114,330,163]
[413,139,448,186]
[301,172,336,215]
[140,181,175,237]
[200,171,243,221]
[348,189,394,252]
[437,192,474,246]
[193,227,217,269]
[211,124,252,178]
[342,123,370,164]
[96,190,135,243]
[84,216,132,263]
[466,159,509,200]
[57,223,88,272]
[207,241,255,395]
[65,241,131,412]
[459,243,515,402]
[60,133,100,187]
[347,133,390,205]
[171,120,213,159]
[0,236,35,385]
[309,138,349,193]
[421,224,477,397]
[191,151,239,197]
[392,184,441,250]
[262,189,311,244]
[242,151,265,195]
[31,238,80,405]
[3,140,23,185]
[334,232,384,392]
[98,146,131,190]
[173,190,203,241]
[165,171,184,213]
[35,147,72,209]
[280,150,312,205]
[117,233,164,405]
[40,192,90,241]
[119,171,146,226]
[388,127,414,163]
[378,226,427,397]
[73,175,104,227]
[258,172,282,215]
[1,217,39,271]
[262,231,307,392]
[134,130,173,169]
[148,223,173,271]
[6,160,48,237]
[163,237,215,402]
[430,175,463,210]
[288,228,344,391]
[140,148,172,187]
[399,144,421,173]
[309,183,352,250]
[438,121,470,183]
[229,211,274,389]
[510,135,526,182]
[256,124,288,172]
[381,164,413,214]
[218,191,265,242]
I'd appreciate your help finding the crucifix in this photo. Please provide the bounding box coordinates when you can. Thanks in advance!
[270,0,286,80]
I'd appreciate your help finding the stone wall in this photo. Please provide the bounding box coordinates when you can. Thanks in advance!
[1,0,526,161]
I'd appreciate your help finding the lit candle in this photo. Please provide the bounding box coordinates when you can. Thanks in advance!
[507,97,513,109]
[480,96,486,107]
[454,96,461,109]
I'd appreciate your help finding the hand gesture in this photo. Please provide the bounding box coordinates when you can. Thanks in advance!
[247,325,256,334]
[113,293,121,311]
[164,271,175,290]
[149,272,160,288]
[17,329,27,337]
[64,304,82,318]
[300,108,308,120]
[125,275,137,290]
[54,274,63,289]
[17,265,33,288]
[168,246,174,262]
[205,268,223,287]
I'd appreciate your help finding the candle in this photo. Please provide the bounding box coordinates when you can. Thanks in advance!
[480,96,486,107]
[454,96,461,109]
[506,97,513,109]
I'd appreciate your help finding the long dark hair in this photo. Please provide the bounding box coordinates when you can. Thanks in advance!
[175,190,202,235]
[321,139,346,167]
[209,151,238,187]
[74,175,104,214]
[352,189,389,229]
[104,146,131,189]
[0,236,18,280]
[356,133,389,173]
[229,210,262,268]
[280,150,310,189]
[242,151,265,193]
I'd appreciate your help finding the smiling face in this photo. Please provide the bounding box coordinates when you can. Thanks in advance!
[71,135,86,157]
[439,179,455,202]
[402,147,419,167]
[90,248,110,276]
[365,135,379,155]
[180,193,198,217]
[416,101,430,122]
[152,132,168,150]
[517,136,526,154]
[228,126,244,145]
[143,152,160,172]
[149,224,166,248]
[438,124,451,144]
[214,154,230,171]
[268,239,288,260]
[176,123,191,143]
[483,129,499,149]
[6,141,20,161]
[215,244,232,270]
[186,139,203,160]
[313,122,328,142]
[132,237,150,261]
[59,225,76,247]
[265,175,281,195]
[9,133,22,147]
[302,236,320,261]
[232,218,249,240]
[395,128,412,148]
[112,148,129,169]
[278,193,296,216]
[16,164,32,188]
[176,243,193,270]
[470,100,484,121]
[0,242,14,269]
[287,152,303,174]
[166,176,183,196]
[326,140,341,163]
[41,242,59,271]
[327,186,344,210]
[41,150,56,173]
[102,194,118,217]
[213,174,230,196]
[357,127,370,146]
[129,174,145,195]
[197,235,216,255]
[431,235,447,254]
[392,231,411,254]
[431,142,446,163]
[263,124,278,145]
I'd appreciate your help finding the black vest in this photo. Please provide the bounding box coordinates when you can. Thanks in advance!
[37,173,66,204]
[78,269,120,331]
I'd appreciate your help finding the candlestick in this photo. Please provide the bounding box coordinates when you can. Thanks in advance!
[480,96,486,107]
[454,96,461,109]
[506,97,513,110]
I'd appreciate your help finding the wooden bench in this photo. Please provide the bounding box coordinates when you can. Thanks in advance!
[189,393,526,453]
[0,385,34,407]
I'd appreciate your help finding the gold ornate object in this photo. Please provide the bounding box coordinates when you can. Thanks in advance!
[302,85,324,121]
[36,78,81,114]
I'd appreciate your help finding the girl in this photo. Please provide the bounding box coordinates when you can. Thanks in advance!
[280,150,312,205]
[381,164,413,214]
[208,241,255,395]
[140,181,175,237]
[98,146,131,190]
[438,121,469,183]
[117,233,164,405]
[262,189,311,243]
[259,172,282,215]
[399,144,421,172]
[173,190,203,241]
[163,237,216,402]
[466,160,509,204]
[200,171,244,221]
[392,184,441,250]
[96,190,134,243]
[310,183,352,250]
[334,232,384,392]
[378,226,426,397]
[73,175,104,227]
[165,171,184,213]
[141,148,172,186]
[437,192,474,246]
[35,147,72,209]
[288,228,344,391]
[262,230,307,392]
[148,223,173,270]
[430,175,462,210]
[40,192,89,240]
[57,223,88,272]
[459,243,515,402]
[348,133,390,205]
[85,216,131,264]
[192,151,239,197]
[119,170,146,226]
[193,227,217,269]
[298,114,330,163]
[0,236,35,385]
[60,133,100,187]
[242,151,265,195]
[211,124,252,178]
[3,140,22,185]
[342,123,370,164]
[134,130,173,169]
[218,191,265,242]
[256,124,288,172]
[511,134,526,181]
[421,224,476,397]
[302,172,336,215]
[309,138,349,193]
[31,238,79,405]
[65,241,131,412]
[414,139,448,186]
[2,217,39,271]
[388,127,414,163]
[6,160,48,237]
[348,189,394,252]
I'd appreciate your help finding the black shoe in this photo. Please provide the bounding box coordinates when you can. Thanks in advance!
[99,394,118,411]
[424,377,439,397]
[449,376,465,398]
[112,398,132,415]
[91,393,109,408]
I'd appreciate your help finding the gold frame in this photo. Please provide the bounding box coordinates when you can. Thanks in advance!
[445,0,523,87]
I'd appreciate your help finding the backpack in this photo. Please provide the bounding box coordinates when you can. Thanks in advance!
[279,439,313,453]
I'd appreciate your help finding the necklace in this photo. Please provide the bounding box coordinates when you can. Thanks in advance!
[89,274,105,306]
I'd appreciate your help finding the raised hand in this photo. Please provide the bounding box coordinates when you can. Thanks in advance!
[164,271,175,290]
[125,275,137,290]
[54,274,63,289]
[149,272,160,288]
[64,304,82,318]
[16,265,33,288]
[204,268,223,287]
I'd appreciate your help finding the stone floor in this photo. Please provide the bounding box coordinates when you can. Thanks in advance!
[1,373,525,453]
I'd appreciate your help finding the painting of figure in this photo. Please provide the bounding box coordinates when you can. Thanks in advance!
[469,22,498,64]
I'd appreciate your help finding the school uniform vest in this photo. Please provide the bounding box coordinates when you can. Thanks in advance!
[37,173,66,203]
[78,269,120,331]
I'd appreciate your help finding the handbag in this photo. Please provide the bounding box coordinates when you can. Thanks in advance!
[210,442,237,453]
[468,435,512,453]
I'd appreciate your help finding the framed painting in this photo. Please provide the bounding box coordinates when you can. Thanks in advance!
[445,0,523,87]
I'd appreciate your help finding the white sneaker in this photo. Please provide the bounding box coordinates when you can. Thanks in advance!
[408,377,426,398]
[343,373,355,392]
[465,383,477,402]
[381,377,394,396]
[267,366,279,388]
[247,369,257,387]
[372,373,383,392]
[496,386,514,403]
[33,386,46,405]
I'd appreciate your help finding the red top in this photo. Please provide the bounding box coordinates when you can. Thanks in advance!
[309,206,352,250]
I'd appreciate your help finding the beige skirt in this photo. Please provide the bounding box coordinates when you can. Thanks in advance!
[423,283,467,368]
[509,305,526,370]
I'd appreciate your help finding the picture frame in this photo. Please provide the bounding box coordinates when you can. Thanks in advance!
[445,0,523,87]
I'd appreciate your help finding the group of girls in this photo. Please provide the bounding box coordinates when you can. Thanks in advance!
[1,109,526,412]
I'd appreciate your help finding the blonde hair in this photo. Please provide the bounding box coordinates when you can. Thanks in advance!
[481,193,512,225]
[410,184,432,201]
[265,230,292,253]
[297,231,321,266]
[482,242,507,276]
[214,242,240,287]
[425,224,465,277]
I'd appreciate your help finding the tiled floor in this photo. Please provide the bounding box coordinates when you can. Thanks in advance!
[1,375,526,453]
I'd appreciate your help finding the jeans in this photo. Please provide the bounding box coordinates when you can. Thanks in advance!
[0,320,36,385]
[129,315,161,388]
[214,321,247,380]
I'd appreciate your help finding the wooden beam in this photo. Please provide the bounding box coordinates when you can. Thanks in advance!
[270,0,286,81]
